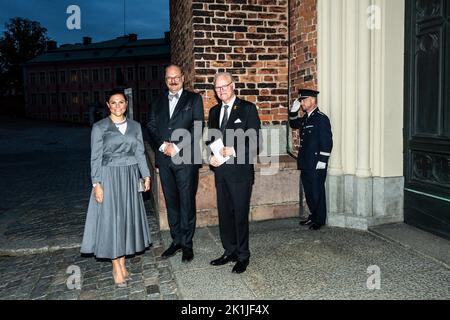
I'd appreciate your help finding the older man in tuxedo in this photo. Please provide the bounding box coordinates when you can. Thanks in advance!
[147,64,204,263]
[207,72,262,274]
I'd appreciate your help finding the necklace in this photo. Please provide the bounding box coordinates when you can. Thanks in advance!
[110,116,126,125]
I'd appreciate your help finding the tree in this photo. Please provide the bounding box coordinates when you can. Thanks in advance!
[0,17,49,96]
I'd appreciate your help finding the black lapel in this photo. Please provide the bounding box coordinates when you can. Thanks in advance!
[158,94,170,123]
[226,97,241,129]
[213,104,221,129]
[170,90,188,120]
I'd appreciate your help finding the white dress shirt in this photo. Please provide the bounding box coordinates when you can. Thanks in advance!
[219,95,237,157]
[159,89,183,155]
[307,106,318,118]
[219,95,236,126]
[169,88,183,119]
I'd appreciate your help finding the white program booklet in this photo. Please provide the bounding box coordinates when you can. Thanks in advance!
[210,138,230,166]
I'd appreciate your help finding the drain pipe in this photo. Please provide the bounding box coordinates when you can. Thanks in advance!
[286,0,304,219]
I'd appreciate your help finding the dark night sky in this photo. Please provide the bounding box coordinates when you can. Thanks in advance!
[0,0,170,44]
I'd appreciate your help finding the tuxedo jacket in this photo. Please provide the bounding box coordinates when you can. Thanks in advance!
[207,97,262,183]
[147,90,204,167]
[289,107,333,170]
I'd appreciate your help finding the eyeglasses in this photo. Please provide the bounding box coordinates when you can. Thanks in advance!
[214,82,232,91]
[165,75,183,82]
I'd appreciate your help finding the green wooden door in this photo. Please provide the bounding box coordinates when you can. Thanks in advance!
[404,0,450,240]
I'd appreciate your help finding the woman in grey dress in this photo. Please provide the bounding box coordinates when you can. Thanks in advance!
[81,89,152,287]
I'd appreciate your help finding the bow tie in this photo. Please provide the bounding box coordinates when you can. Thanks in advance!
[168,93,180,102]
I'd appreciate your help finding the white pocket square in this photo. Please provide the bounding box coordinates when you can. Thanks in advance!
[234,119,242,124]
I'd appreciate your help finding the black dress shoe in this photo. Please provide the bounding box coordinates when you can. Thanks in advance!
[210,254,238,266]
[161,243,182,258]
[182,247,194,263]
[309,223,321,230]
[232,260,249,274]
[299,216,313,226]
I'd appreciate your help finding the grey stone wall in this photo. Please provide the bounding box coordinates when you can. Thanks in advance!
[326,175,404,230]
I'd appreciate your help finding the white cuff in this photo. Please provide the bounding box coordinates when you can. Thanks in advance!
[173,144,180,155]
[320,152,331,157]
[316,161,327,170]
[159,143,167,153]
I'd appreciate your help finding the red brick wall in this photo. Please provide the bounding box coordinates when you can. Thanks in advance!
[172,0,290,123]
[170,0,195,89]
[289,0,318,148]
[289,0,318,99]
[170,0,318,128]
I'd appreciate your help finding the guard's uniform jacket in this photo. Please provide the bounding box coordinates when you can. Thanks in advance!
[289,107,333,170]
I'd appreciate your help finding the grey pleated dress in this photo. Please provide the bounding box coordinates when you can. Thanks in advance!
[80,117,152,259]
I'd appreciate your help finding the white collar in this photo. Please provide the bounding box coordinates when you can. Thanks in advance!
[169,88,183,98]
[308,106,318,117]
[222,95,236,109]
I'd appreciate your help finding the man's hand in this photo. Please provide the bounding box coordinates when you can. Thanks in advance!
[220,147,235,158]
[209,155,221,168]
[164,143,177,157]
[316,161,327,170]
[94,184,104,204]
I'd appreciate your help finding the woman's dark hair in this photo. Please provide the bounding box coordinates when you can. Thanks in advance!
[106,88,128,103]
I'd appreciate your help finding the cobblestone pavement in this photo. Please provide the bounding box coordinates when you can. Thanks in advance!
[0,118,179,300]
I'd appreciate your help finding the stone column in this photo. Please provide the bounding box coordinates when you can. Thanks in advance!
[353,0,373,222]
[356,0,372,179]
[317,0,405,230]
[318,0,345,217]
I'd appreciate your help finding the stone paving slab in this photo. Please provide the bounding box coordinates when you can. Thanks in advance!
[370,223,450,267]
[0,119,92,215]
[161,228,223,273]
[161,219,450,300]
[0,245,179,300]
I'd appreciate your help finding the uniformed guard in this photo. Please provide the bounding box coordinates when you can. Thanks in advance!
[289,89,333,230]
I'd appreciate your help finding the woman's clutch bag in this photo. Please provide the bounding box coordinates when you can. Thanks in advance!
[138,178,145,192]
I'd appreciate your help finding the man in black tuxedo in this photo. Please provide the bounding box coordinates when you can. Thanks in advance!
[147,64,204,262]
[207,72,262,274]
[289,89,333,231]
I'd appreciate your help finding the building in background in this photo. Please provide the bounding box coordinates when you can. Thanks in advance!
[23,33,170,124]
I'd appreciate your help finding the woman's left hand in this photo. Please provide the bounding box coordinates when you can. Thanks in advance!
[144,177,151,192]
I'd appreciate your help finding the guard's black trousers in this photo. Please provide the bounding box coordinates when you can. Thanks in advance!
[159,164,199,249]
[300,169,327,226]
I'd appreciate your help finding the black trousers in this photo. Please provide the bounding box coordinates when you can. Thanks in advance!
[215,179,252,261]
[159,164,199,249]
[300,169,327,226]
